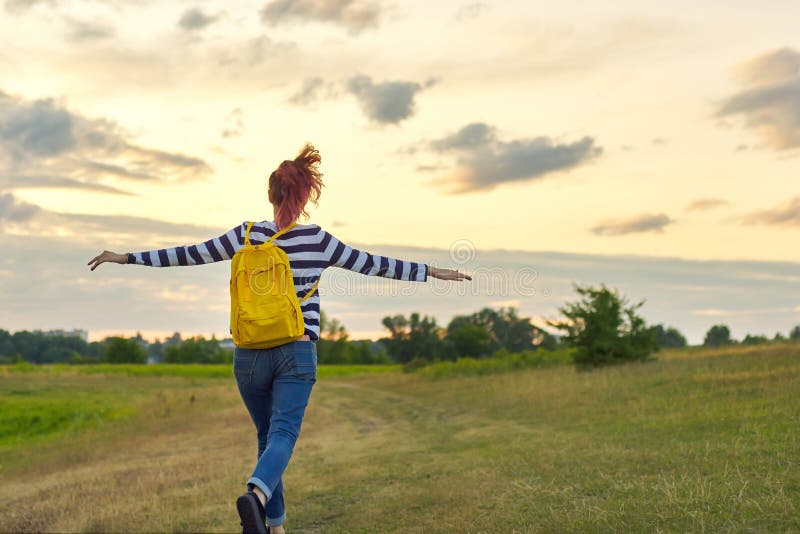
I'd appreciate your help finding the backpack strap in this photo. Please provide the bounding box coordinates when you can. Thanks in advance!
[243,221,255,246]
[267,221,298,243]
[243,221,298,246]
[299,279,320,303]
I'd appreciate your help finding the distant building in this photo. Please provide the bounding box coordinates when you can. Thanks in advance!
[45,329,88,341]
[219,338,235,351]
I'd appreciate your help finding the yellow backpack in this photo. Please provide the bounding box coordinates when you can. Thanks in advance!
[229,221,319,349]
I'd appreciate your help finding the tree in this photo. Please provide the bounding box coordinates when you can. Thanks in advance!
[11,330,47,363]
[535,330,559,351]
[0,329,13,357]
[318,310,352,364]
[790,325,800,341]
[444,307,555,358]
[316,310,392,364]
[162,336,230,364]
[148,339,164,361]
[548,284,658,368]
[651,324,688,348]
[704,324,732,347]
[85,340,106,363]
[468,307,538,353]
[446,316,493,358]
[742,334,769,345]
[104,336,147,364]
[164,332,182,347]
[380,313,452,363]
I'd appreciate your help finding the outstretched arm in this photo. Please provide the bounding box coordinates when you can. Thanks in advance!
[87,224,244,271]
[321,230,471,282]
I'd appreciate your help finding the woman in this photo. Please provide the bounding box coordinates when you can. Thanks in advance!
[87,143,471,533]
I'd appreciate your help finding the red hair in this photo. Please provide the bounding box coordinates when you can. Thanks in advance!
[268,143,324,229]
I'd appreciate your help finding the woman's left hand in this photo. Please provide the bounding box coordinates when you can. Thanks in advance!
[87,251,128,271]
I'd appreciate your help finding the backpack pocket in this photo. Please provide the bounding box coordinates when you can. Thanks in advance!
[237,297,303,348]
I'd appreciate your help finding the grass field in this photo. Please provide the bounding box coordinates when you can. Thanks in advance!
[0,346,798,532]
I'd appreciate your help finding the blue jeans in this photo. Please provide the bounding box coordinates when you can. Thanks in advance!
[233,340,317,528]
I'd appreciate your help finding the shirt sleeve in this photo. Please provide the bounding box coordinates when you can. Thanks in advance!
[320,229,428,282]
[127,223,244,267]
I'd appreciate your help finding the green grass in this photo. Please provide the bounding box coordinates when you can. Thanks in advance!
[1,345,798,532]
[0,378,136,447]
[414,348,573,378]
[0,363,399,456]
[1,361,400,379]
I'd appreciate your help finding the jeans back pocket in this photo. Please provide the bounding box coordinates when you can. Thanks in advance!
[233,349,258,387]
[291,341,317,382]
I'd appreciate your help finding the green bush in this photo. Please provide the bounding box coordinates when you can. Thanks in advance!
[704,324,733,347]
[415,348,573,378]
[741,334,769,345]
[402,356,431,373]
[104,337,147,364]
[162,336,231,364]
[548,284,658,368]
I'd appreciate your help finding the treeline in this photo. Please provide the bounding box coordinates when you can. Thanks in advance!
[377,306,691,365]
[703,324,800,347]
[374,285,800,369]
[0,321,391,366]
[317,311,391,365]
[5,289,799,368]
[378,307,558,364]
[0,330,232,365]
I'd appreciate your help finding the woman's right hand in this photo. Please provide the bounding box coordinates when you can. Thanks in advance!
[87,251,128,271]
[428,266,472,281]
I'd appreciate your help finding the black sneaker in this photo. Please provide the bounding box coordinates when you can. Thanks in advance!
[236,491,268,534]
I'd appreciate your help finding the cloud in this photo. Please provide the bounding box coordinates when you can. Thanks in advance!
[591,213,674,236]
[733,48,800,86]
[0,174,133,195]
[690,307,799,317]
[429,122,601,192]
[716,47,800,151]
[455,2,488,21]
[64,18,115,42]
[288,77,338,106]
[740,196,800,227]
[685,198,728,212]
[3,0,55,13]
[0,96,76,159]
[221,107,244,139]
[0,89,212,194]
[431,122,496,151]
[415,164,444,173]
[345,75,435,124]
[239,35,294,68]
[0,193,40,223]
[260,0,380,34]
[0,192,223,243]
[178,8,220,31]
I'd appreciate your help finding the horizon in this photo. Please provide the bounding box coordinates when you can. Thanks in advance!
[4,237,799,345]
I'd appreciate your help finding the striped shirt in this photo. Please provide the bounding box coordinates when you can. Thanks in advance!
[127,221,429,341]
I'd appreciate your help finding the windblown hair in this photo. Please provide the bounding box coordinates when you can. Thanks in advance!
[268,143,324,229]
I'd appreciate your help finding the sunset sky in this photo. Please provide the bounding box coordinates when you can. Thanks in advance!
[1,0,798,344]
